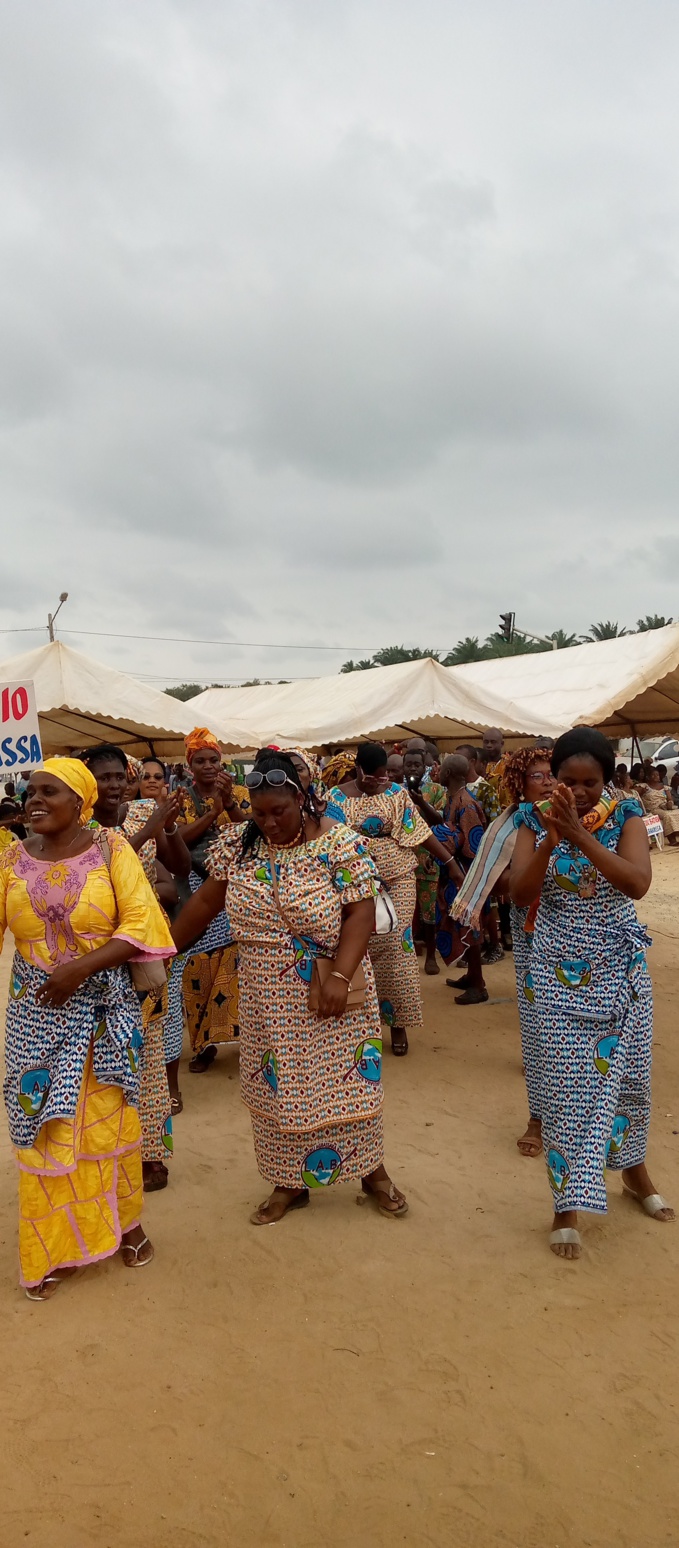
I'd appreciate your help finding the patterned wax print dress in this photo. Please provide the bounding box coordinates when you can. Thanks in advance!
[177,786,241,1054]
[510,898,541,1123]
[205,823,384,1189]
[325,784,432,1028]
[414,775,447,927]
[0,831,175,1287]
[94,805,174,1168]
[522,793,652,1215]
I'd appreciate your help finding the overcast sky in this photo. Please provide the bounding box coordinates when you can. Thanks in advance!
[1,1,678,688]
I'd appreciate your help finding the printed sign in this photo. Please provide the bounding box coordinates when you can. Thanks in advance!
[0,681,43,770]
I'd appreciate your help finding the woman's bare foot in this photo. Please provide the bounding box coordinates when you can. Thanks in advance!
[121,1225,154,1266]
[517,1117,542,1158]
[250,1186,309,1225]
[550,1209,581,1259]
[25,1266,78,1302]
[361,1163,408,1216]
[622,1163,675,1221]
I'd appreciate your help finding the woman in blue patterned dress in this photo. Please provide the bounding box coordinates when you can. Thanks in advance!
[511,727,674,1261]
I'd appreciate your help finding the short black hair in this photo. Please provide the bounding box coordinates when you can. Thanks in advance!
[82,743,128,773]
[551,727,615,784]
[142,757,167,778]
[355,742,388,774]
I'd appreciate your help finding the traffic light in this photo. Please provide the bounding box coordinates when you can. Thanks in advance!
[498,611,515,643]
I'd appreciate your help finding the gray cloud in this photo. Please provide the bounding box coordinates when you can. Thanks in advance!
[1,0,679,691]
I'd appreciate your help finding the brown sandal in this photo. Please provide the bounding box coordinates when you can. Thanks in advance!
[359,1178,409,1218]
[250,1187,310,1226]
[454,987,489,1005]
[189,1046,217,1073]
[143,1161,169,1192]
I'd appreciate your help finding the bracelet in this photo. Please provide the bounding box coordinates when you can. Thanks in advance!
[330,970,351,986]
[165,823,178,835]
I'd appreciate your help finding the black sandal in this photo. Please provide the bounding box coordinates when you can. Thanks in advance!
[189,1045,217,1073]
[390,1029,409,1056]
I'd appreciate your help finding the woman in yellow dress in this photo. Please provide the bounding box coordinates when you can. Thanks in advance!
[0,759,175,1301]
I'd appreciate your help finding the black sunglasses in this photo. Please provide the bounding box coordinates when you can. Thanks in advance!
[245,770,299,791]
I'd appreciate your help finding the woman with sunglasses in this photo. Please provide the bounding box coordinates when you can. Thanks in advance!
[172,751,408,1224]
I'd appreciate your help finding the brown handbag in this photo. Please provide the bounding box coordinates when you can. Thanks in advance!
[267,845,366,1013]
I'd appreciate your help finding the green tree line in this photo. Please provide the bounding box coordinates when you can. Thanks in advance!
[340,614,674,671]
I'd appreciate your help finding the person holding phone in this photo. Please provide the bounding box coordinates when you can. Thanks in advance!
[510,726,673,1261]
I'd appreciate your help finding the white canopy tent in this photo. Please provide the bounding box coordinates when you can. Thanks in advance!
[193,655,557,749]
[0,641,235,759]
[454,624,679,740]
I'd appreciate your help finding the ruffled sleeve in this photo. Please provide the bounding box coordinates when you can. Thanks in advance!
[392,787,433,850]
[324,787,347,823]
[205,823,247,882]
[327,829,378,903]
[106,831,175,959]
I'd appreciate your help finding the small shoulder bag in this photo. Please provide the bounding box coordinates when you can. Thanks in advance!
[266,845,366,1012]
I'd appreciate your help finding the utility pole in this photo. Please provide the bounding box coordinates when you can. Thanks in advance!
[48,592,69,641]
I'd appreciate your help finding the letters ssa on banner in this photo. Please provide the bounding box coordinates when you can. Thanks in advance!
[0,681,43,769]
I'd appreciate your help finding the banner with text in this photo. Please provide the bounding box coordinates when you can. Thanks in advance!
[0,681,43,770]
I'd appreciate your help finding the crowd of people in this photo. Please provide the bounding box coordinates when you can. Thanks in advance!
[0,719,674,1297]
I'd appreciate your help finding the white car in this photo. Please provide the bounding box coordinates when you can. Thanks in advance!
[651,738,679,780]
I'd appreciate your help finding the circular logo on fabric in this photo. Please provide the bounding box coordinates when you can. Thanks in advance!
[523,970,535,1004]
[401,925,415,955]
[606,1114,630,1160]
[553,855,597,897]
[360,816,385,837]
[127,1028,144,1074]
[352,1037,382,1083]
[593,1034,619,1077]
[301,1147,343,1188]
[380,998,396,1026]
[18,1067,51,1117]
[547,1148,570,1194]
[10,970,27,1001]
[555,958,592,989]
[161,1117,174,1153]
[262,1050,278,1093]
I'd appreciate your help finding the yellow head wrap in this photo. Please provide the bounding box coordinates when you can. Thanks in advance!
[41,758,98,825]
[185,726,221,763]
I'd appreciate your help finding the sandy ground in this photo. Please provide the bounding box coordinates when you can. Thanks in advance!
[1,853,679,1548]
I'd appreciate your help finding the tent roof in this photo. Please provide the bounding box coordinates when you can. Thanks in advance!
[0,640,233,758]
[453,624,679,738]
[192,656,554,749]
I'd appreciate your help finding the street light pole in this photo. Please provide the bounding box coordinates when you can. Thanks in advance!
[47,592,69,641]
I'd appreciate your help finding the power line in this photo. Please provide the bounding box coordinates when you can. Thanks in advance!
[64,629,389,650]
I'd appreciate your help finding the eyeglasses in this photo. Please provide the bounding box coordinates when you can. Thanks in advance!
[245,769,299,791]
[526,770,552,783]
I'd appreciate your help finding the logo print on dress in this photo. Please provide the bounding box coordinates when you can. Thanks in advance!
[553,855,597,897]
[161,1116,174,1153]
[360,816,384,837]
[262,1050,278,1093]
[127,1028,144,1074]
[593,1034,619,1077]
[523,970,535,1004]
[18,1068,51,1117]
[301,1146,343,1188]
[555,958,592,989]
[606,1113,630,1161]
[10,970,27,1000]
[380,999,395,1025]
[401,925,415,955]
[547,1148,570,1194]
[344,1036,382,1084]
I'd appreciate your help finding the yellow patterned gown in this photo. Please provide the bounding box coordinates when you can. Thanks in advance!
[0,832,174,1287]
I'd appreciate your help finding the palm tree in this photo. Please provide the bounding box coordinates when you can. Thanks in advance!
[443,637,488,664]
[583,621,629,642]
[636,614,673,632]
[483,633,546,657]
[340,658,375,673]
[548,629,579,648]
[371,645,440,666]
